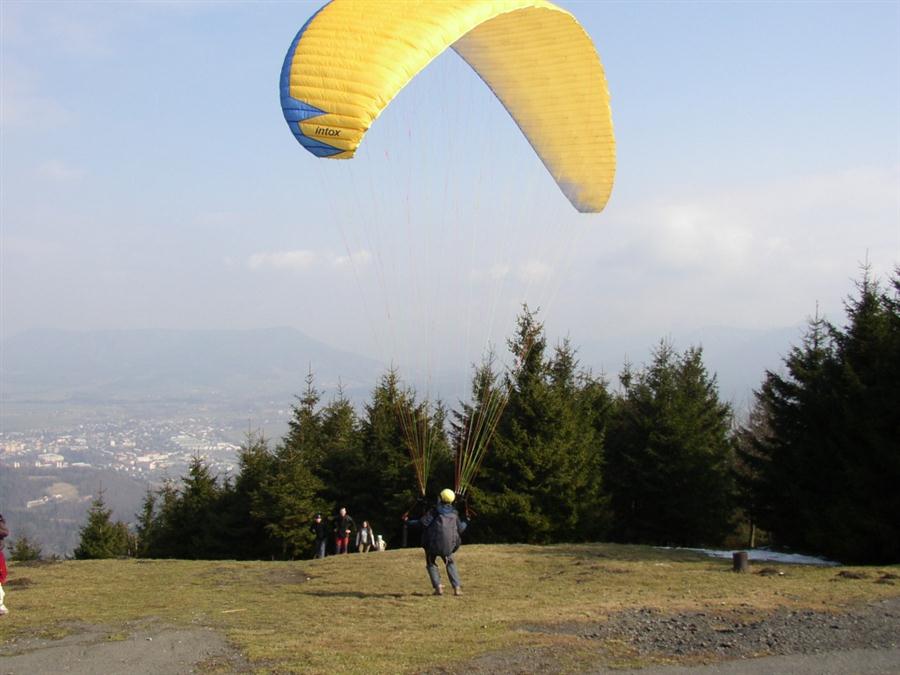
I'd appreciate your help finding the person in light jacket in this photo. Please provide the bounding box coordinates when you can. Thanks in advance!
[356,520,375,553]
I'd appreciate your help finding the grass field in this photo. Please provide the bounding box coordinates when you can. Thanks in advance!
[1,543,897,673]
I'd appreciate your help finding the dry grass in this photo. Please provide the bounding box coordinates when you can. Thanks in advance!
[0,543,896,673]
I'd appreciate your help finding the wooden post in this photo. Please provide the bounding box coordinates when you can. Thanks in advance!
[732,551,749,573]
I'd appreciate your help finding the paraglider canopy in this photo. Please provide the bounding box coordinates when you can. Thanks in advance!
[280,0,616,213]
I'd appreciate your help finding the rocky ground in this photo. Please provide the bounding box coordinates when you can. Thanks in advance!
[431,590,900,674]
[561,594,900,659]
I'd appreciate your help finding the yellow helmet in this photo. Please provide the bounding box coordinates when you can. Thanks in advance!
[439,488,455,504]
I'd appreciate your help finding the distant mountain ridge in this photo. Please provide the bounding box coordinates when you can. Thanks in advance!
[0,327,383,403]
[1,324,802,415]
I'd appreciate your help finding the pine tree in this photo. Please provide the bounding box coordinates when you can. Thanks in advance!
[468,309,611,543]
[74,491,131,559]
[283,368,325,460]
[182,456,226,558]
[828,267,900,562]
[353,369,425,544]
[260,440,325,559]
[605,342,734,546]
[229,430,279,559]
[249,370,329,558]
[745,268,900,563]
[134,488,158,557]
[733,396,774,547]
[314,385,360,508]
[9,535,42,562]
[146,479,180,558]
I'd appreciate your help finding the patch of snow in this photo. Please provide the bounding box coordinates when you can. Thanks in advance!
[663,547,839,566]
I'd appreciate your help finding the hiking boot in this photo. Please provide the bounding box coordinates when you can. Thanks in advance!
[453,586,462,596]
[433,585,444,596]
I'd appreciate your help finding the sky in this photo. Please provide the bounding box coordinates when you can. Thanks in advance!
[2,0,899,386]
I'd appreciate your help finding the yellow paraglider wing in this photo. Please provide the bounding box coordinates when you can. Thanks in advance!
[280,0,615,213]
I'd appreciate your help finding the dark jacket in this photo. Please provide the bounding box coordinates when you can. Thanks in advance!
[310,519,328,542]
[413,504,467,557]
[333,514,355,537]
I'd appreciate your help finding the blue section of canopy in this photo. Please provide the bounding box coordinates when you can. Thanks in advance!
[279,1,330,105]
[283,100,327,123]
[296,133,345,157]
[280,2,341,157]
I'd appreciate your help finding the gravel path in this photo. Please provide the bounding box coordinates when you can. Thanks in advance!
[0,622,249,675]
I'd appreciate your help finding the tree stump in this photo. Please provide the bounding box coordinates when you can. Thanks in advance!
[732,550,749,573]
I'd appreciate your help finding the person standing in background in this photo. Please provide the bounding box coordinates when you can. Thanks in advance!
[356,520,375,553]
[0,514,10,616]
[333,507,355,554]
[310,513,329,559]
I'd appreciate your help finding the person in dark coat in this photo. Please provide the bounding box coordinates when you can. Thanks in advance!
[310,513,329,559]
[333,507,355,555]
[404,489,467,596]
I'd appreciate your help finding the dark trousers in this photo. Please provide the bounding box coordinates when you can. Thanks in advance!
[426,551,460,589]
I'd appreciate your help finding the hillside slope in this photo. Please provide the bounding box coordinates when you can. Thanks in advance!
[0,544,897,673]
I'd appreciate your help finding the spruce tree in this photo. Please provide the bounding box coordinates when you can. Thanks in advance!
[182,456,226,558]
[283,369,325,460]
[230,431,279,559]
[468,309,611,543]
[255,370,329,558]
[314,385,360,508]
[145,479,180,558]
[353,369,426,544]
[9,535,42,562]
[745,268,900,563]
[828,268,900,562]
[606,342,734,546]
[74,491,131,559]
[134,488,158,557]
[260,441,325,559]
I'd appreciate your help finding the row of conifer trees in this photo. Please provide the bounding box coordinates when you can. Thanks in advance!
[75,267,898,564]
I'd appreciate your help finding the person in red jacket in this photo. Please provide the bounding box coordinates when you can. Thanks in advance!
[0,513,9,616]
[333,507,355,555]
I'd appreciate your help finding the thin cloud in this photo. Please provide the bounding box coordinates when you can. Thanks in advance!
[36,159,85,182]
[570,164,900,334]
[333,250,372,267]
[489,263,511,280]
[517,260,553,283]
[248,250,316,271]
[602,165,898,277]
[247,249,373,272]
[0,66,72,129]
